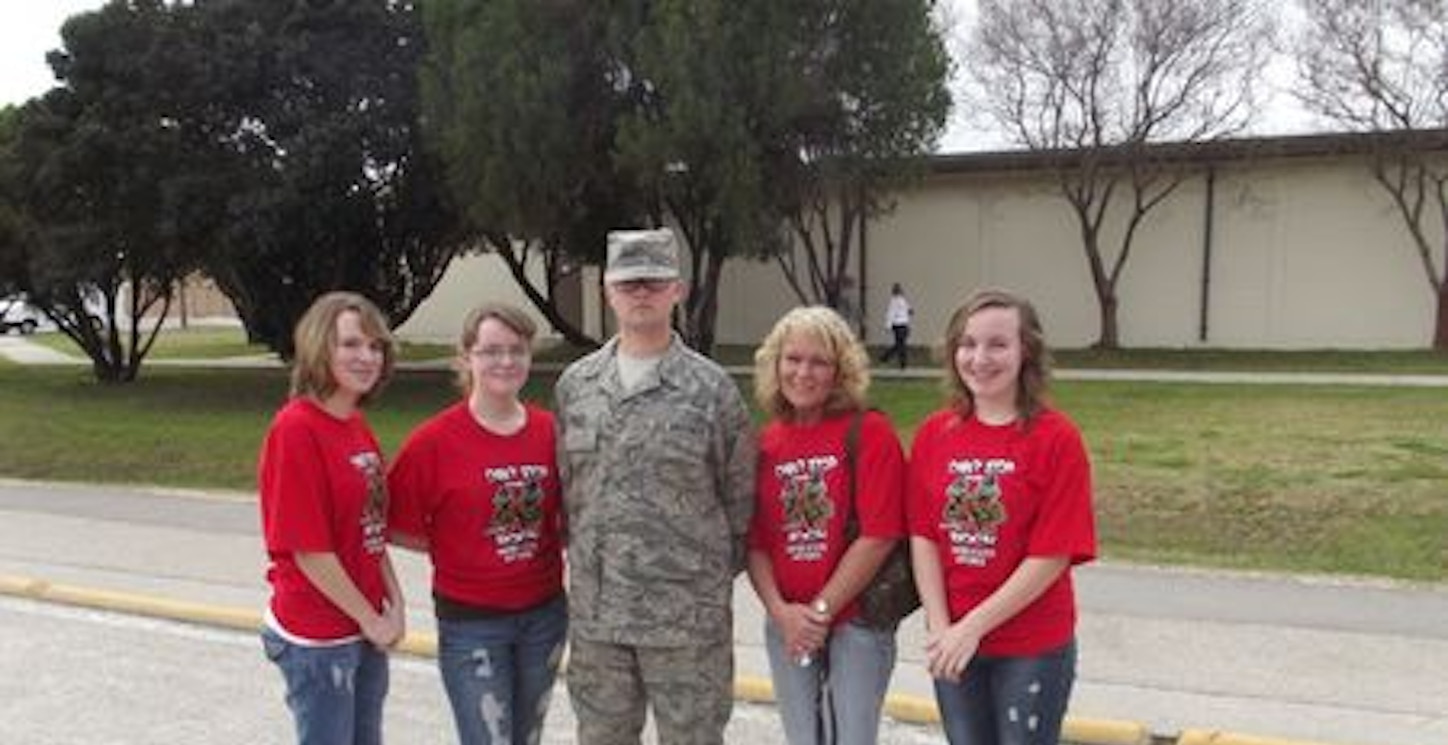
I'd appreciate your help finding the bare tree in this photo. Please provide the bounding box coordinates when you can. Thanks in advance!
[967,0,1274,347]
[769,0,951,336]
[1295,0,1448,349]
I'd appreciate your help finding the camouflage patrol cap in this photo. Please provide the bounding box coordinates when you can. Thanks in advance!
[604,228,680,283]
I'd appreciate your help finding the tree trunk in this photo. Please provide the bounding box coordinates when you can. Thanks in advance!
[1435,282,1448,351]
[682,248,725,355]
[91,357,125,384]
[487,234,600,349]
[1096,291,1120,349]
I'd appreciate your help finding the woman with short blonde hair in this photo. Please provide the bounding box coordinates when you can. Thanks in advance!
[753,305,871,420]
[747,305,908,745]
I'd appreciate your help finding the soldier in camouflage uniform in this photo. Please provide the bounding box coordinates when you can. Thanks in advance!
[555,228,756,745]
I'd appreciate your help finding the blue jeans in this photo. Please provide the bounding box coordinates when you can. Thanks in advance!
[764,619,897,745]
[437,595,568,745]
[261,627,389,745]
[933,639,1077,745]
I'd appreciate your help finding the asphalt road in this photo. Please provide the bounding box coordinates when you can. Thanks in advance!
[1,479,1446,745]
[0,594,949,745]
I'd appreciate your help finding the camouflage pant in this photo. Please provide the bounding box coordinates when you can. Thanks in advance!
[567,636,733,745]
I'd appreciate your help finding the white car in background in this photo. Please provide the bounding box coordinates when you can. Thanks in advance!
[0,294,49,335]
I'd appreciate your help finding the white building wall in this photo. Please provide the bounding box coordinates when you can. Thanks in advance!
[1209,158,1434,347]
[406,152,1445,350]
[393,251,563,344]
[713,254,801,347]
[711,155,1441,349]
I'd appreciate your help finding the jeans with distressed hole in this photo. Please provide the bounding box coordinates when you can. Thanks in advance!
[437,595,567,745]
[261,626,389,745]
[932,638,1076,745]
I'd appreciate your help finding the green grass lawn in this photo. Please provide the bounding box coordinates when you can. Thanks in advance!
[0,359,1443,582]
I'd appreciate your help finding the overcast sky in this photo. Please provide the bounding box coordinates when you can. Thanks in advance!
[0,1,1308,154]
[0,1,102,108]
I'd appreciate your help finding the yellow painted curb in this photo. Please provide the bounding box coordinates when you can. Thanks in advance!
[1177,729,1348,745]
[0,572,257,631]
[0,573,439,655]
[396,630,438,657]
[734,674,776,704]
[3,572,1304,745]
[736,665,1149,745]
[1065,717,1152,745]
[883,690,940,724]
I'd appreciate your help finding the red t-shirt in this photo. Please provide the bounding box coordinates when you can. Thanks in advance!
[749,410,906,625]
[908,407,1096,656]
[259,398,389,641]
[387,402,564,611]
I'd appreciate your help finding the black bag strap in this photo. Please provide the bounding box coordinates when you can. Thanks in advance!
[843,408,868,542]
[816,409,867,745]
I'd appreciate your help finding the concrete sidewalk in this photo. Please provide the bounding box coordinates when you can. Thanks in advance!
[0,335,78,364]
[0,592,912,745]
[5,333,1448,388]
[2,481,1445,745]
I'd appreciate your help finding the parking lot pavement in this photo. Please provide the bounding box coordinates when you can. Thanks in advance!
[5,481,1448,745]
[0,595,941,745]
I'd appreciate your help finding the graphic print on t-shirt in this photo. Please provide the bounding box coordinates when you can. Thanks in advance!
[941,458,1011,567]
[484,464,550,563]
[775,454,839,562]
[350,450,388,555]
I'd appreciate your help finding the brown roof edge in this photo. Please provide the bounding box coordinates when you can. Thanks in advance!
[928,128,1448,174]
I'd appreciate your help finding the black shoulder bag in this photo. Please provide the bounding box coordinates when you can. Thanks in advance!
[843,410,921,630]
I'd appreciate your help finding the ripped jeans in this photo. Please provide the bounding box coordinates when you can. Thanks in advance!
[261,627,389,745]
[933,639,1076,745]
[437,595,568,745]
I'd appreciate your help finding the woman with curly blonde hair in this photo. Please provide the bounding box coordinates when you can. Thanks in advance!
[746,305,908,745]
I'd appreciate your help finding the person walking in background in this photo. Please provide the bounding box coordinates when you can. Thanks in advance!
[747,306,906,745]
[258,291,405,745]
[554,228,757,745]
[907,288,1096,745]
[387,303,566,745]
[835,275,862,333]
[878,283,913,369]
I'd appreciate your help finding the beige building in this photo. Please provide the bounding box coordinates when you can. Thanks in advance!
[123,273,239,328]
[393,249,580,344]
[403,132,1446,350]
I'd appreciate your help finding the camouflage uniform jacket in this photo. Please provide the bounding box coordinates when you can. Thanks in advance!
[555,334,756,647]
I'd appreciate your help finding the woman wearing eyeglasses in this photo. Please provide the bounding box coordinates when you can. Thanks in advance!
[387,302,566,745]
